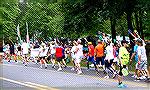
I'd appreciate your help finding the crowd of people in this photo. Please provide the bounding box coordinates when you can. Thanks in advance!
[2,31,150,88]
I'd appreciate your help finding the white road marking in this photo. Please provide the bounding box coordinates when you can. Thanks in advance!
[0,77,59,90]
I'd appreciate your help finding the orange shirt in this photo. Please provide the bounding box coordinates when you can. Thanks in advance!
[95,43,104,57]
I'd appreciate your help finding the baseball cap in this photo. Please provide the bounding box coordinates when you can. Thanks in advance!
[97,40,102,43]
[77,39,81,43]
[121,40,128,44]
[137,38,143,43]
[88,42,92,45]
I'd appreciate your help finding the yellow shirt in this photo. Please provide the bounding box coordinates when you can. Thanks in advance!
[119,47,129,65]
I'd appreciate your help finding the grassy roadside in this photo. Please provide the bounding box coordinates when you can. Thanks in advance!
[9,51,149,73]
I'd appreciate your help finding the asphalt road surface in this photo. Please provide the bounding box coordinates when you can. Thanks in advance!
[0,60,150,90]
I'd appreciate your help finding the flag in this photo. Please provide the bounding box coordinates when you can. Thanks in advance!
[17,24,22,44]
[3,35,4,46]
[26,22,29,43]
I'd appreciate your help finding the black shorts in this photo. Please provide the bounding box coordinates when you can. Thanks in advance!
[51,54,55,59]
[119,65,126,76]
[96,57,104,65]
[39,56,45,60]
[47,56,51,60]
[62,55,65,59]
[10,51,15,55]
[23,54,28,58]
[56,57,62,62]
[105,59,114,68]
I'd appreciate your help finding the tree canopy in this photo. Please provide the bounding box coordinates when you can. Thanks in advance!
[1,0,150,43]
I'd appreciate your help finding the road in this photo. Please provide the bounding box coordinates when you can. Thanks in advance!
[0,60,150,90]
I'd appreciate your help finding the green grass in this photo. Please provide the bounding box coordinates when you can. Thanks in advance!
[13,54,149,72]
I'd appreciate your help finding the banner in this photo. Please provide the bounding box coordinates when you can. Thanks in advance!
[17,24,22,44]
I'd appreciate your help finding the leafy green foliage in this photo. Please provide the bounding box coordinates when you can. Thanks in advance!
[1,0,150,44]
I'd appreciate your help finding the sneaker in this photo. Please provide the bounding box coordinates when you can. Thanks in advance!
[98,65,102,68]
[64,65,67,68]
[118,83,127,88]
[87,69,90,71]
[90,64,94,67]
[131,75,136,78]
[95,68,100,72]
[142,76,147,79]
[71,68,75,71]
[45,67,47,69]
[77,70,82,75]
[23,62,25,64]
[57,68,62,71]
[144,78,150,83]
[104,75,109,79]
[112,73,117,79]
[25,64,27,66]
[52,65,55,68]
[133,75,137,78]
[103,70,107,74]
[135,78,141,81]
[139,76,146,80]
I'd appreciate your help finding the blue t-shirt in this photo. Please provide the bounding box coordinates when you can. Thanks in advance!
[134,44,138,62]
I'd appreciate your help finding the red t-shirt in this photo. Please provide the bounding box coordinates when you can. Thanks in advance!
[55,46,63,58]
[88,45,95,56]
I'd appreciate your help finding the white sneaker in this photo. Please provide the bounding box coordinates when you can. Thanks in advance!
[139,76,146,80]
[104,75,109,79]
[131,75,137,78]
[77,71,82,75]
[141,76,146,79]
[57,68,62,71]
[90,64,94,67]
[131,75,135,78]
[98,65,102,68]
[71,68,75,71]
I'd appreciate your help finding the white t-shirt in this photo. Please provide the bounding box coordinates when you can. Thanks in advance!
[75,44,83,58]
[50,45,56,54]
[21,42,29,55]
[71,46,77,58]
[105,44,114,60]
[137,46,147,61]
[39,47,48,57]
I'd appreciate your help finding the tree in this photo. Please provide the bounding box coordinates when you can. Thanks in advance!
[0,0,20,43]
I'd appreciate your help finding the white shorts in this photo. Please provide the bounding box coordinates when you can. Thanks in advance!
[17,51,21,55]
[75,58,81,64]
[71,54,76,60]
[75,56,82,63]
[0,52,4,56]
[6,50,9,54]
[113,57,118,62]
[135,63,138,69]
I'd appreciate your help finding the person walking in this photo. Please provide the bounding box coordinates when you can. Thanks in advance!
[94,40,105,72]
[117,40,129,88]
[87,42,97,71]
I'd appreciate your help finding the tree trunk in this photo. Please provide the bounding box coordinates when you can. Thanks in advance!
[135,11,141,36]
[139,10,144,40]
[127,12,134,49]
[110,16,116,43]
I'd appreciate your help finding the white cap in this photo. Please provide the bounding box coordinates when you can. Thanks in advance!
[77,39,81,43]
[133,38,138,41]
